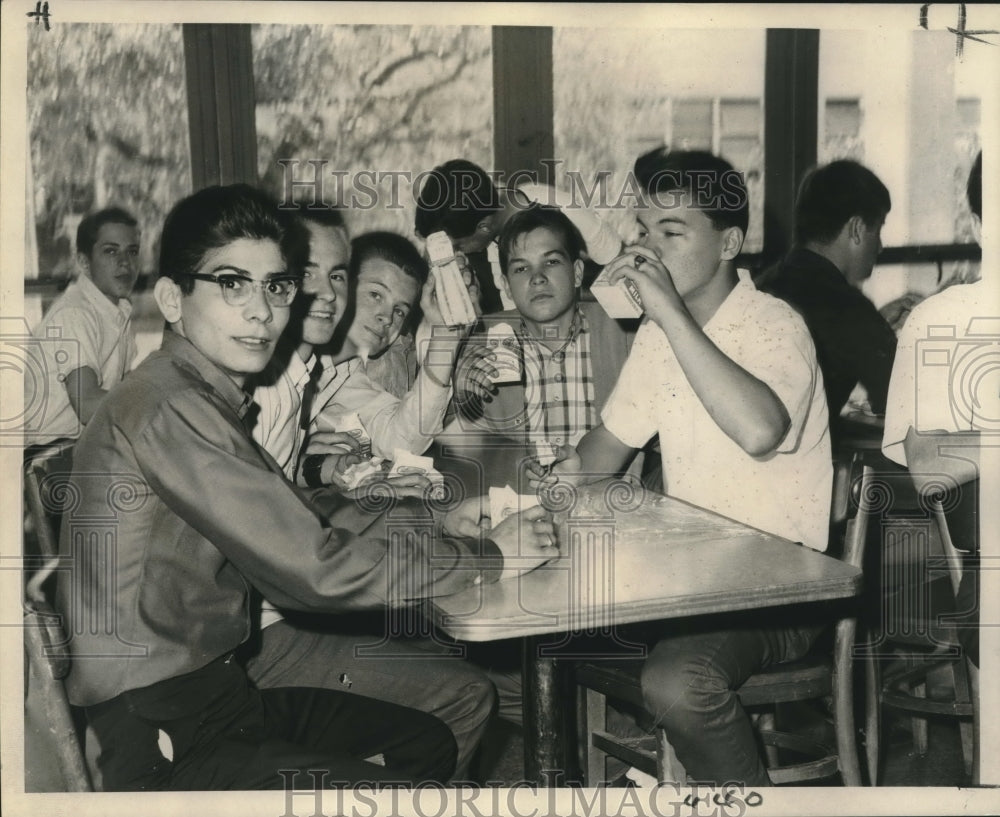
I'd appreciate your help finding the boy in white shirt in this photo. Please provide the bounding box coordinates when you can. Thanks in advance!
[27,207,140,445]
[248,209,495,779]
[534,149,832,786]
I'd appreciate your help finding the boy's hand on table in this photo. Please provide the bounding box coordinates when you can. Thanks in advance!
[325,452,367,490]
[442,495,491,538]
[489,504,559,581]
[526,444,583,493]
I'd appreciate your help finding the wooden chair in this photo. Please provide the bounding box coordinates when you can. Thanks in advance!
[23,442,94,792]
[576,453,870,786]
[863,475,978,785]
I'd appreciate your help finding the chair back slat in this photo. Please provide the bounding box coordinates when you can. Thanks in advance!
[22,441,92,791]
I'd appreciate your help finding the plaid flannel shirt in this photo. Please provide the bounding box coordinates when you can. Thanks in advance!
[519,307,598,447]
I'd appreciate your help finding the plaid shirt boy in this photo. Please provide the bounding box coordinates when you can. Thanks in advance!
[519,306,598,448]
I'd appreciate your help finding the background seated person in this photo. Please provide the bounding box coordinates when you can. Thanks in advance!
[27,206,140,445]
[248,204,355,480]
[882,150,986,688]
[756,159,896,425]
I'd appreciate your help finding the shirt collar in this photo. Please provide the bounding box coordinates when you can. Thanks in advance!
[286,347,316,387]
[703,268,756,333]
[160,330,254,418]
[518,305,588,354]
[75,272,132,321]
[315,353,344,391]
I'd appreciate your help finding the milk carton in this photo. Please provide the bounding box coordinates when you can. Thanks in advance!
[426,231,478,326]
[590,267,643,319]
[485,322,521,384]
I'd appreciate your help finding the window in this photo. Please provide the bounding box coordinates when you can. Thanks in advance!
[821,99,862,162]
[552,28,766,253]
[27,23,191,359]
[252,24,493,243]
[820,29,983,307]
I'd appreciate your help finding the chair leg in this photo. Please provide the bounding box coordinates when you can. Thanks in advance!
[833,619,863,786]
[584,688,606,786]
[864,651,881,785]
[952,655,974,778]
[656,729,686,784]
[910,677,929,755]
[757,711,782,770]
[968,659,980,786]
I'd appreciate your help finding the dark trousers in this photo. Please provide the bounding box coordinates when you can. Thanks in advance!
[85,653,456,790]
[640,617,822,787]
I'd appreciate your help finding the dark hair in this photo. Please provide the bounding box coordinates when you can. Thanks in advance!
[414,159,502,241]
[794,160,891,245]
[158,185,308,294]
[285,201,347,232]
[967,151,982,221]
[498,204,585,273]
[348,231,428,289]
[633,148,750,236]
[76,207,138,257]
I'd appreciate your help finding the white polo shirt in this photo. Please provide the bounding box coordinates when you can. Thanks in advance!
[602,270,833,551]
[27,273,136,446]
[882,280,998,467]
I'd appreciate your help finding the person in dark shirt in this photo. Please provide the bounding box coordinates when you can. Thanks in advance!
[757,159,897,422]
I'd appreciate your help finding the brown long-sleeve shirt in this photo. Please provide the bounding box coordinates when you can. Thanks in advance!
[57,331,502,707]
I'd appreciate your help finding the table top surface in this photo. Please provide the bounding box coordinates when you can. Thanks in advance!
[428,477,863,642]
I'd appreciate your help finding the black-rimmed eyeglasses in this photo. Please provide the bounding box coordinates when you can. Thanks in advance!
[183,273,300,308]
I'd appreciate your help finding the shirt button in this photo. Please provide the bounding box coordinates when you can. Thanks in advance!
[554,352,564,362]
[555,374,564,382]
[553,395,562,402]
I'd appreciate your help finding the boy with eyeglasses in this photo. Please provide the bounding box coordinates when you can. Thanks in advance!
[27,207,140,445]
[57,184,557,791]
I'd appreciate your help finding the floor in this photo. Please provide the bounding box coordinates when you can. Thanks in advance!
[474,700,972,787]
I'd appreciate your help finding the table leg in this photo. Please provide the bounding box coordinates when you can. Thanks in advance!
[522,636,576,785]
